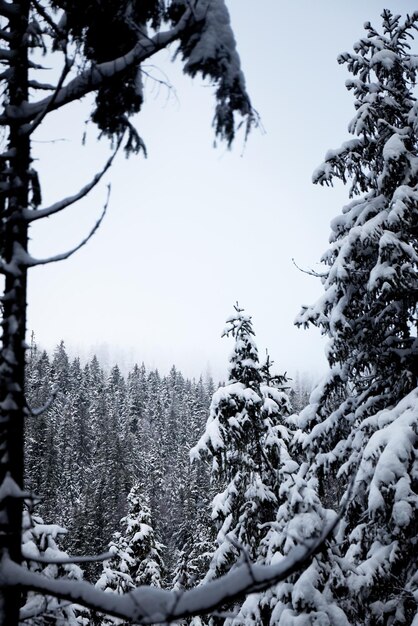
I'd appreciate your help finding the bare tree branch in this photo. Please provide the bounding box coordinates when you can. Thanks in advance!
[0,29,12,43]
[292,258,328,278]
[0,49,14,61]
[28,80,56,91]
[23,139,122,222]
[21,185,111,267]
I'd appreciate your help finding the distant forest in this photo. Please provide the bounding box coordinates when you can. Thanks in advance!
[24,337,312,582]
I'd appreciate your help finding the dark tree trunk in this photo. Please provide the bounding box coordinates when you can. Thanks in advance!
[0,1,30,623]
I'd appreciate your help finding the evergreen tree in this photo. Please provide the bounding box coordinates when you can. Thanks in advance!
[122,485,164,588]
[96,484,164,624]
[126,363,148,436]
[74,357,111,566]
[171,458,215,593]
[249,461,349,626]
[225,355,348,626]
[296,11,418,625]
[25,345,54,502]
[65,358,95,547]
[191,306,291,622]
[171,376,215,592]
[20,510,87,625]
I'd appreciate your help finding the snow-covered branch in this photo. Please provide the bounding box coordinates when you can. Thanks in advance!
[1,9,193,124]
[3,526,333,624]
[22,551,113,566]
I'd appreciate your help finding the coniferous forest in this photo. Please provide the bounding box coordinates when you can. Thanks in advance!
[23,313,315,625]
[24,338,215,583]
[0,1,417,625]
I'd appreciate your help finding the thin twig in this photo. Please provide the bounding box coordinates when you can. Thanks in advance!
[23,136,122,222]
[26,387,58,416]
[292,257,328,278]
[24,185,111,267]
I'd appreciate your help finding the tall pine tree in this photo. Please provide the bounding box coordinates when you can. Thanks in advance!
[96,483,164,625]
[191,306,292,623]
[296,11,418,625]
[20,510,86,625]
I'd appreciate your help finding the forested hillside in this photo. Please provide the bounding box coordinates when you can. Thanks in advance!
[22,313,321,625]
[25,339,215,579]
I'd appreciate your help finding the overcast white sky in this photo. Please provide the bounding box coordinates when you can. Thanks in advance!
[26,1,417,381]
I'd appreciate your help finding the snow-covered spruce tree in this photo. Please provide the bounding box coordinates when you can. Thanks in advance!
[120,484,164,589]
[25,344,55,511]
[171,456,215,593]
[191,306,292,623]
[249,462,349,626]
[20,510,87,625]
[171,376,215,592]
[96,483,164,624]
[296,11,418,625]
[224,357,349,626]
[0,0,254,621]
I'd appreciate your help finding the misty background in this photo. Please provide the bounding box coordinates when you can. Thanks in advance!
[26,0,416,380]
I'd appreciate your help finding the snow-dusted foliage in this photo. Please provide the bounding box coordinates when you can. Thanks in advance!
[122,485,165,588]
[97,484,164,593]
[191,306,293,622]
[24,343,214,583]
[246,462,349,626]
[168,0,254,144]
[171,459,215,593]
[296,11,418,624]
[96,484,164,624]
[229,400,349,625]
[20,511,87,625]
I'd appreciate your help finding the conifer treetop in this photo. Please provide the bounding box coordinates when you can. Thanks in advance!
[223,303,261,390]
[313,10,418,196]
